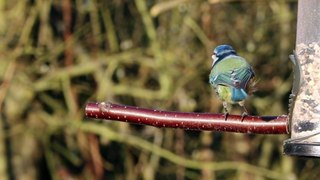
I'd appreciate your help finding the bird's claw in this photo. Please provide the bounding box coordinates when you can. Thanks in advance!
[224,112,229,121]
[240,112,247,122]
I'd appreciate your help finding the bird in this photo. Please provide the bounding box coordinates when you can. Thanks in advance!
[209,44,255,120]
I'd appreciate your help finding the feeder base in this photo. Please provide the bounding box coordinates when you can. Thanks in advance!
[284,141,320,157]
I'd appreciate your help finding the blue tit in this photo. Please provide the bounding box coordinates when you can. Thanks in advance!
[209,45,255,118]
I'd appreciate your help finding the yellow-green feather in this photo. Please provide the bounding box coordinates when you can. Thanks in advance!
[210,56,249,78]
[216,85,233,103]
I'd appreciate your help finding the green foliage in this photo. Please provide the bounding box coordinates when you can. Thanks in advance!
[0,0,317,179]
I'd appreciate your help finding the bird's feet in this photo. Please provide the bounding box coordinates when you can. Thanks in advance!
[224,112,229,121]
[222,102,229,121]
[238,101,248,122]
[240,112,247,122]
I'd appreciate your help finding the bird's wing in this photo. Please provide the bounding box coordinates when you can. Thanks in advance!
[211,67,254,89]
[210,73,233,87]
[209,55,255,89]
[232,67,255,89]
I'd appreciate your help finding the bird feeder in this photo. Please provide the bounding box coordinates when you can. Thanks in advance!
[284,0,320,157]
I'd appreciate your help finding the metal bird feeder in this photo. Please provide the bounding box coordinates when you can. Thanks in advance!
[283,0,320,157]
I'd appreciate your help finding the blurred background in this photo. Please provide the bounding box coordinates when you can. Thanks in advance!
[0,0,319,179]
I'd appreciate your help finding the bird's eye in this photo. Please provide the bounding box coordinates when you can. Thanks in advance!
[213,52,216,55]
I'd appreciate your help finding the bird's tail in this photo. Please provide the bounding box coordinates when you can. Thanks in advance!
[231,88,248,102]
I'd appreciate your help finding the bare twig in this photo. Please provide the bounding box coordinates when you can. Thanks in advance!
[0,61,16,110]
[85,102,289,134]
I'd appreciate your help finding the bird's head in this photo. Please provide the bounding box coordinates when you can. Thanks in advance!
[211,44,237,67]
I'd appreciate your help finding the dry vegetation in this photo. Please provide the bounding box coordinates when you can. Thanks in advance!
[1,0,319,179]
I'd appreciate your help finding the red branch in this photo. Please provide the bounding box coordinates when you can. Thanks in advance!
[85,102,289,134]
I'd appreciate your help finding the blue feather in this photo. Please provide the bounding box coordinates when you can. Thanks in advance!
[231,88,247,102]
